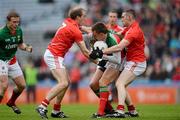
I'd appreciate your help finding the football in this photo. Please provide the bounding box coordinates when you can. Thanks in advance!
[93,41,108,50]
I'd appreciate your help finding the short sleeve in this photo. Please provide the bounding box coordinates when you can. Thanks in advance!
[124,30,136,43]
[74,30,83,43]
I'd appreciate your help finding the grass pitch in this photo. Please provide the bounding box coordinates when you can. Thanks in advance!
[0,104,180,120]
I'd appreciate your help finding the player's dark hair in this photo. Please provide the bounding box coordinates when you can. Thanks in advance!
[92,22,108,34]
[7,11,20,21]
[124,9,136,19]
[69,7,85,20]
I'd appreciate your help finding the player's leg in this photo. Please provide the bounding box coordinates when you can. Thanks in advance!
[89,67,104,97]
[37,68,70,118]
[7,61,25,114]
[50,69,70,118]
[0,60,9,103]
[0,76,8,103]
[125,90,139,117]
[36,50,70,119]
[112,61,146,118]
[94,66,119,117]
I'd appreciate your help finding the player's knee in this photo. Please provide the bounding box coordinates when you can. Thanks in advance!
[89,82,95,89]
[2,84,8,93]
[89,81,99,90]
[1,80,8,91]
[61,81,70,89]
[18,83,26,91]
[115,80,124,88]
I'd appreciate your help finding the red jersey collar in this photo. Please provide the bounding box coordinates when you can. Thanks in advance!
[66,18,79,27]
[129,21,138,28]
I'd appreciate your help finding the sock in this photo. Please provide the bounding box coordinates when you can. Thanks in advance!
[127,105,135,112]
[105,101,113,111]
[117,105,125,111]
[7,90,21,105]
[52,104,61,114]
[41,99,49,109]
[0,95,3,103]
[94,89,113,111]
[98,86,109,115]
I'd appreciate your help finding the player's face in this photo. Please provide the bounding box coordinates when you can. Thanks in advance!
[108,12,118,24]
[121,12,130,27]
[93,31,107,41]
[78,10,86,25]
[8,17,20,31]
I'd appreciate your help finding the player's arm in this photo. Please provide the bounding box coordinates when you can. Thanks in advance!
[80,26,92,33]
[76,41,98,64]
[116,31,124,40]
[18,43,32,53]
[144,43,150,59]
[102,52,121,64]
[103,39,130,54]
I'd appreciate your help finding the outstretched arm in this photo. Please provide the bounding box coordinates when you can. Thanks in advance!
[77,41,98,64]
[102,52,121,64]
[103,39,130,54]
[18,43,32,53]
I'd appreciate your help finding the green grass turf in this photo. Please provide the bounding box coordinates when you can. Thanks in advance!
[0,104,180,120]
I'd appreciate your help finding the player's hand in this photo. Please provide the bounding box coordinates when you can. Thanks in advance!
[97,59,107,67]
[25,44,32,53]
[89,47,103,60]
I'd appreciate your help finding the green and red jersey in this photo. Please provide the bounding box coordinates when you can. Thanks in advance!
[0,25,23,61]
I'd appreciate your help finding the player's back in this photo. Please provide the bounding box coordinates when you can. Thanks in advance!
[124,21,146,62]
[48,18,82,57]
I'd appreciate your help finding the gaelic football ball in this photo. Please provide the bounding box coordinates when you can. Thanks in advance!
[93,41,108,50]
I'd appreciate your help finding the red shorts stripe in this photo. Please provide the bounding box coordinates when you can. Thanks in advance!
[54,56,60,69]
[130,62,137,72]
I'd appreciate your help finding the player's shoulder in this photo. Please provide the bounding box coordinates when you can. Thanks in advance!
[0,26,6,36]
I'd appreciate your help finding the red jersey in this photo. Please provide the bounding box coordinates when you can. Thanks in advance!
[106,24,123,33]
[124,21,146,62]
[47,18,83,57]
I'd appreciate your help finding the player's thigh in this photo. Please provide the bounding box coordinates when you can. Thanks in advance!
[44,49,70,83]
[0,60,9,86]
[116,69,136,87]
[8,61,25,87]
[116,61,147,86]
[44,49,65,70]
[8,61,23,79]
[90,68,104,87]
[99,66,120,86]
[51,68,70,84]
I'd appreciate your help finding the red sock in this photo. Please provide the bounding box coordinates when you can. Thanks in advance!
[117,105,125,111]
[127,105,135,111]
[105,102,113,111]
[98,91,109,115]
[53,104,61,111]
[7,90,21,105]
[0,95,3,103]
[41,99,49,107]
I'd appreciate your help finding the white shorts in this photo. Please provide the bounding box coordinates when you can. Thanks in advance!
[124,61,147,76]
[105,57,126,71]
[0,60,23,79]
[44,49,65,70]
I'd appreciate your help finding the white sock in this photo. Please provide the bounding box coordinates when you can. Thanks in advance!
[39,104,47,109]
[116,110,125,114]
[52,110,60,114]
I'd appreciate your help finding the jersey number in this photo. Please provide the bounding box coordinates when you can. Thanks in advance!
[55,22,67,35]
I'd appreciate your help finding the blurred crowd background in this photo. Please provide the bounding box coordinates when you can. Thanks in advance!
[0,0,180,103]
